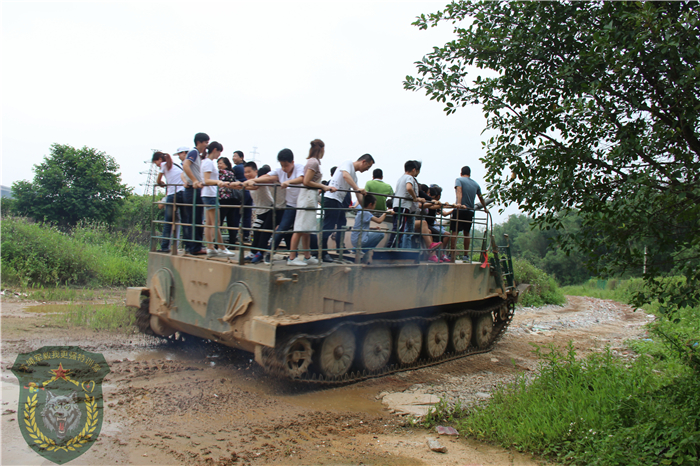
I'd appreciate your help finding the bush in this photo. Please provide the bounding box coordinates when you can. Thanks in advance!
[513,258,566,307]
[457,343,700,465]
[1,217,147,287]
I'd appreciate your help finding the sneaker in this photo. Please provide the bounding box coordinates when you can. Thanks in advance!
[429,242,441,251]
[263,253,271,264]
[304,256,319,265]
[287,257,308,266]
[251,252,264,264]
[217,248,235,257]
[440,254,450,263]
[207,248,218,257]
[322,254,335,263]
[191,248,207,255]
[428,255,439,263]
[244,253,255,262]
[159,249,171,253]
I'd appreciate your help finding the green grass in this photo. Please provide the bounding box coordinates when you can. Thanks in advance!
[7,287,124,302]
[424,341,699,465]
[47,303,136,332]
[1,217,147,288]
[560,278,646,302]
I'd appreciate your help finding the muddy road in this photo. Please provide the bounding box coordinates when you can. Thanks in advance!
[1,295,651,465]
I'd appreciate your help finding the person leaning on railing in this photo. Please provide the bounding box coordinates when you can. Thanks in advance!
[287,139,337,266]
[321,153,375,263]
[243,148,306,264]
[242,163,273,263]
[216,156,241,249]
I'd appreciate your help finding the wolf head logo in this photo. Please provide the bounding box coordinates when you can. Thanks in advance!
[41,390,82,440]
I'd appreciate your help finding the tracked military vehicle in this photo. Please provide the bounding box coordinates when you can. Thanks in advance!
[126,189,519,383]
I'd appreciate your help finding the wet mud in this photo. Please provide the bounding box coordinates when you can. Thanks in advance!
[1,295,650,465]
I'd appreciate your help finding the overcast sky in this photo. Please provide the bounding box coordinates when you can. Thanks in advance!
[2,1,520,223]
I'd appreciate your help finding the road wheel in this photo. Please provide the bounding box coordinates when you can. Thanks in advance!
[450,316,472,353]
[284,338,313,379]
[473,314,493,349]
[360,325,392,372]
[424,319,448,358]
[317,328,356,378]
[395,322,422,365]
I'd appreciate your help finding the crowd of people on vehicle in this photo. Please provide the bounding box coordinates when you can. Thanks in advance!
[151,132,489,266]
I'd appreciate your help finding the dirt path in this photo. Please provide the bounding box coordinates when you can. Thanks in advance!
[0,295,651,465]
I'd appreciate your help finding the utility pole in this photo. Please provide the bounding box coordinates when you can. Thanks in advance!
[140,150,160,195]
[250,146,260,164]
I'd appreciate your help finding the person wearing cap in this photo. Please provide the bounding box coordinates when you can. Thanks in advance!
[182,132,210,255]
[152,149,186,252]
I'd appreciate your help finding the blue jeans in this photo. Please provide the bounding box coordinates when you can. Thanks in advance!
[321,198,345,254]
[161,191,186,250]
[272,207,296,251]
[353,231,383,254]
[182,187,203,253]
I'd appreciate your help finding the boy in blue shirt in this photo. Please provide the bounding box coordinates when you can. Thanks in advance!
[352,194,387,256]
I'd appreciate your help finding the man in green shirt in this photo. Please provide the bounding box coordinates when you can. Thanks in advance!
[364,168,394,213]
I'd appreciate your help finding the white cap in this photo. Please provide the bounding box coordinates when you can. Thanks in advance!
[173,146,190,154]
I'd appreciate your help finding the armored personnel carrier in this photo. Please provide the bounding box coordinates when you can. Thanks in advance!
[126,191,518,383]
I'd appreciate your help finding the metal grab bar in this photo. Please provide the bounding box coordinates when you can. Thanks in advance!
[150,183,495,265]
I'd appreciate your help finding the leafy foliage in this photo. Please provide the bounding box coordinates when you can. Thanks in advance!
[495,213,591,286]
[111,193,161,245]
[512,258,565,307]
[405,1,700,308]
[1,217,146,287]
[11,144,131,225]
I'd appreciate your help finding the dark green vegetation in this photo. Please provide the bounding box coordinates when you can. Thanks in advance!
[9,144,131,225]
[406,0,700,307]
[2,143,160,288]
[408,1,699,464]
[512,258,565,308]
[493,213,590,286]
[1,217,148,287]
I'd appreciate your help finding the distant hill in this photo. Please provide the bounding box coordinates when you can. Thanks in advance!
[1,185,13,199]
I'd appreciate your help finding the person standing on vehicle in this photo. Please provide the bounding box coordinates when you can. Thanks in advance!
[364,168,394,214]
[321,154,374,262]
[388,160,424,249]
[287,139,337,266]
[243,148,305,262]
[232,150,253,244]
[182,132,210,255]
[449,166,489,261]
[152,149,186,253]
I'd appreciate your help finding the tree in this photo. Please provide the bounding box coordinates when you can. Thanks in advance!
[405,1,700,308]
[12,144,131,225]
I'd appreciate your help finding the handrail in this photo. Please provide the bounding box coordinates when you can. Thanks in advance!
[150,183,496,266]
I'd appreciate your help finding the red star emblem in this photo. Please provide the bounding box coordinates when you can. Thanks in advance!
[50,363,71,380]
